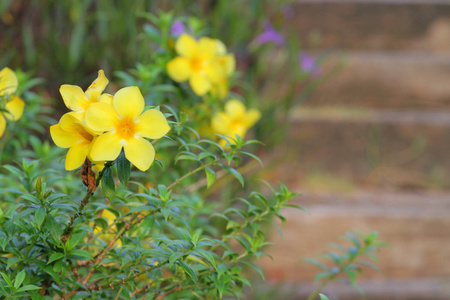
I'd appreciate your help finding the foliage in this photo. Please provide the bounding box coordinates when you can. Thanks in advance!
[305,231,388,300]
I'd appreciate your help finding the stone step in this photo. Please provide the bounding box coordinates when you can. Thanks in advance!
[266,117,450,191]
[303,51,450,109]
[291,1,450,52]
[258,190,450,298]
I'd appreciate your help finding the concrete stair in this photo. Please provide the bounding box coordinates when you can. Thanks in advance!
[260,1,450,299]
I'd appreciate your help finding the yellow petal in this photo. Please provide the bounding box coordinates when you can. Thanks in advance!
[99,93,113,105]
[215,40,227,55]
[0,67,18,95]
[221,54,235,76]
[101,209,117,225]
[211,112,231,134]
[206,62,223,83]
[113,86,144,119]
[225,99,246,119]
[189,74,211,96]
[60,85,89,112]
[166,57,192,82]
[198,37,217,60]
[136,109,170,139]
[50,124,78,148]
[244,109,261,128]
[89,132,123,162]
[4,96,24,121]
[85,102,118,132]
[85,70,109,101]
[65,142,90,171]
[0,114,5,138]
[124,137,155,171]
[175,34,198,57]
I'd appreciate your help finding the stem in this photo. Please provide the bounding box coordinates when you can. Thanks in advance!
[306,278,333,300]
[166,158,220,191]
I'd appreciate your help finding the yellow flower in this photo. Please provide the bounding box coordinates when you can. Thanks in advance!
[85,86,170,171]
[211,41,236,99]
[0,67,25,138]
[167,34,230,96]
[60,70,112,121]
[211,99,261,144]
[50,113,98,171]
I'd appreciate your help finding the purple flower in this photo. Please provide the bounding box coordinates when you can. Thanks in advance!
[170,21,186,36]
[299,53,322,77]
[253,21,284,46]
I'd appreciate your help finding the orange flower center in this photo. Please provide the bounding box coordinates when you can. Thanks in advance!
[117,118,136,140]
[190,57,206,73]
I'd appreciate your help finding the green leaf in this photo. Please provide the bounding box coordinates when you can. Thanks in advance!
[314,271,330,282]
[102,167,115,200]
[218,164,244,187]
[205,167,216,189]
[68,249,93,261]
[35,206,46,229]
[0,272,12,287]
[65,233,85,251]
[319,294,330,300]
[17,285,41,292]
[179,261,197,284]
[47,253,65,265]
[241,261,265,280]
[14,270,25,288]
[117,151,131,186]
[169,252,186,267]
[303,258,328,271]
[193,249,217,270]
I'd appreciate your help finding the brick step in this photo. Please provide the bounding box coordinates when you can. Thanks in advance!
[259,190,450,293]
[256,278,450,300]
[304,51,450,109]
[291,2,450,51]
[266,119,450,190]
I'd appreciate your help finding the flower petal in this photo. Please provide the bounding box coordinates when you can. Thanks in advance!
[4,96,24,121]
[124,137,155,171]
[198,37,217,60]
[211,112,231,134]
[0,67,18,95]
[166,57,192,82]
[225,99,246,119]
[175,34,198,57]
[220,54,236,76]
[89,132,123,162]
[50,124,78,148]
[189,74,211,96]
[85,70,109,101]
[85,102,118,132]
[99,93,113,105]
[136,109,170,139]
[60,84,89,112]
[65,142,90,171]
[113,86,144,119]
[244,109,261,128]
[0,114,5,138]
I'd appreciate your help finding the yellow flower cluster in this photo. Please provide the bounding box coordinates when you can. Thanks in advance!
[166,34,235,98]
[50,70,170,171]
[0,67,25,138]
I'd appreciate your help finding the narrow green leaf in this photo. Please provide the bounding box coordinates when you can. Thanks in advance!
[241,261,265,280]
[205,167,216,189]
[35,206,46,229]
[47,253,65,265]
[17,285,41,292]
[169,252,186,267]
[68,249,93,261]
[117,151,131,186]
[179,261,197,284]
[0,272,12,287]
[14,270,25,288]
[102,167,115,200]
[319,294,330,300]
[65,233,85,251]
[218,164,244,187]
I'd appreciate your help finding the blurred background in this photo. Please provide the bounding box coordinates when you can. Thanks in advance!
[1,0,450,299]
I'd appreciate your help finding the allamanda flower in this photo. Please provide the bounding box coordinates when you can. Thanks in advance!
[0,67,25,138]
[50,113,99,171]
[60,70,112,122]
[211,99,261,145]
[166,34,233,96]
[85,86,170,171]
